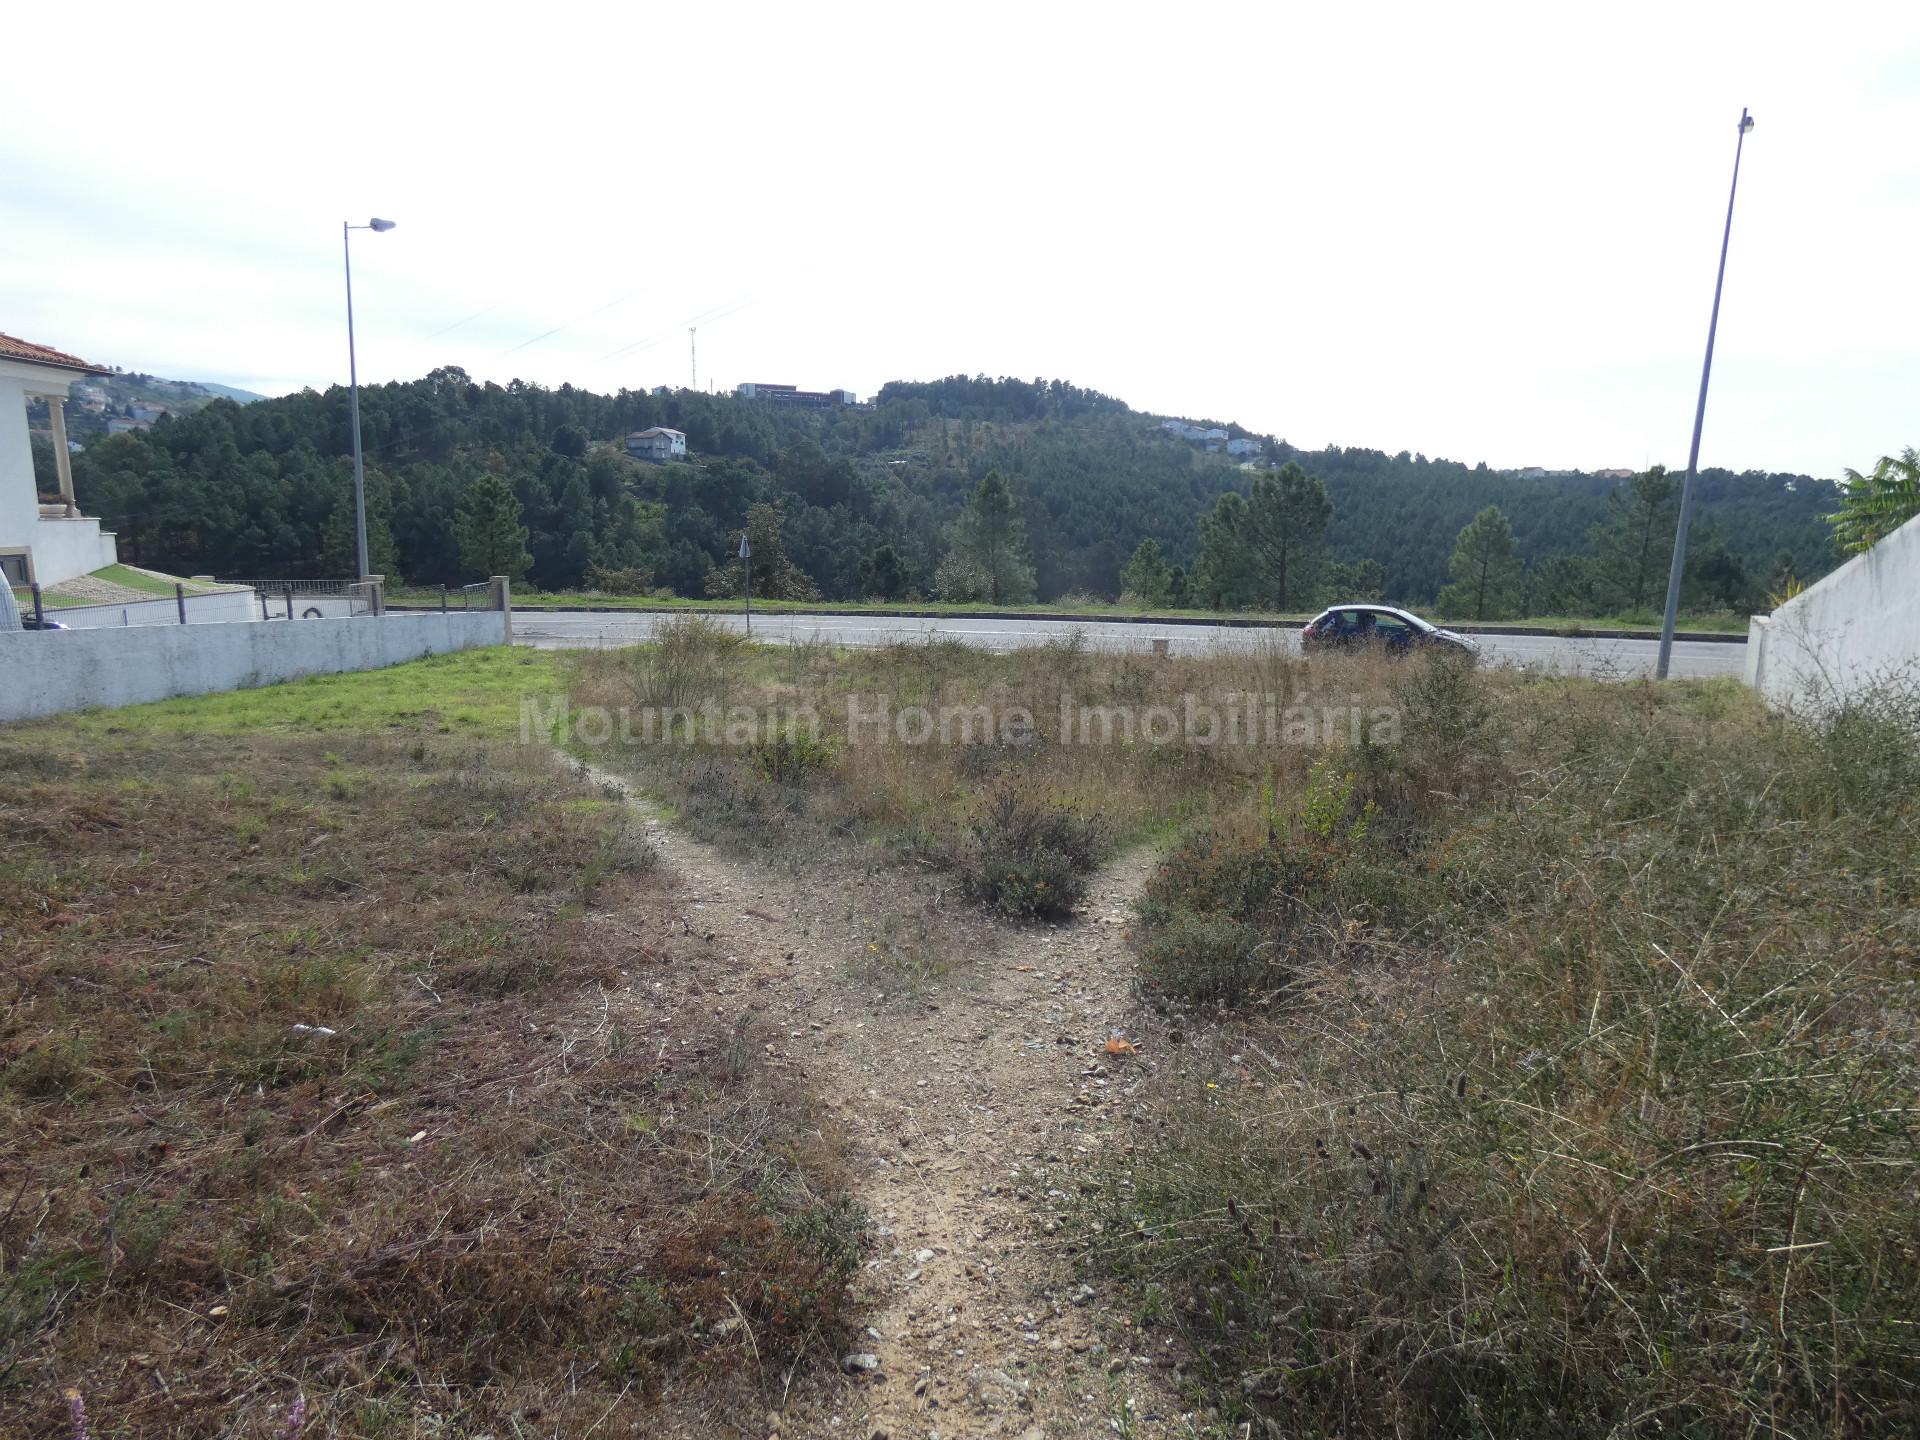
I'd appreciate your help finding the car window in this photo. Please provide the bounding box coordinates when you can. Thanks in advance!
[1375,615,1410,635]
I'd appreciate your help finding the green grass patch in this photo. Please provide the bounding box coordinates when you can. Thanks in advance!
[43,646,564,740]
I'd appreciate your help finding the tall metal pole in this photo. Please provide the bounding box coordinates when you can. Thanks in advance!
[344,221,371,582]
[1657,108,1754,679]
[738,531,752,635]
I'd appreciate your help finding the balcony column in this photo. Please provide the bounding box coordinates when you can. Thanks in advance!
[44,396,77,515]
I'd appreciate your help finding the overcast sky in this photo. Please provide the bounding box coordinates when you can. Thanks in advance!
[5,2,1915,477]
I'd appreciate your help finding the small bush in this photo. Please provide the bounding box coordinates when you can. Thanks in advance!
[596,613,746,710]
[583,563,654,595]
[1139,913,1270,1006]
[957,784,1106,920]
[749,729,836,785]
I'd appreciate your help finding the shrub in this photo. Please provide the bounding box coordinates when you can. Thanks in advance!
[1138,755,1404,996]
[583,563,654,595]
[1139,913,1269,1006]
[595,613,746,710]
[749,729,836,786]
[957,784,1107,921]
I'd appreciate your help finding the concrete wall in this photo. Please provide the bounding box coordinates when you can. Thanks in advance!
[46,587,259,630]
[27,514,118,586]
[1745,508,1920,711]
[0,611,509,723]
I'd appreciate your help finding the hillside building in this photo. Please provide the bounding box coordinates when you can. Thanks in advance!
[626,426,687,462]
[735,382,858,410]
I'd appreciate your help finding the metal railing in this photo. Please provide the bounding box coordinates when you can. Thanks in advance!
[215,578,381,619]
[442,582,495,611]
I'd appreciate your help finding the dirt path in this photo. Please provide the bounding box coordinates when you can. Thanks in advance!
[587,766,1191,1439]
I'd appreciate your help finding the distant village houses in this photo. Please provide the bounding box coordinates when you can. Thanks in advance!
[625,426,686,462]
[1160,417,1267,457]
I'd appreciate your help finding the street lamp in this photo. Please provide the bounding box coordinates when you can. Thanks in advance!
[1656,110,1754,680]
[343,217,397,581]
[738,531,753,634]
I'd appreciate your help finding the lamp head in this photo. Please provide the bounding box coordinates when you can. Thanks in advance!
[369,217,397,232]
[1739,111,1754,133]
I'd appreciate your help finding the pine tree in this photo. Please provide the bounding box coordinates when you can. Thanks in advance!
[861,543,911,601]
[945,470,1035,605]
[321,465,401,580]
[1437,505,1520,620]
[1119,538,1172,606]
[455,470,532,582]
[703,501,819,600]
[1590,467,1678,613]
[1239,462,1333,610]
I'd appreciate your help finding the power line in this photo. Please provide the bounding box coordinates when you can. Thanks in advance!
[420,304,501,343]
[492,291,642,360]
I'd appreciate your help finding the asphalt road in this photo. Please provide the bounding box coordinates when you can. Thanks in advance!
[510,609,1747,680]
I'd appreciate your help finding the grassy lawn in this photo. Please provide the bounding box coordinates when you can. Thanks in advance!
[388,586,1753,635]
[11,565,239,611]
[54,646,564,739]
[86,564,231,598]
[0,651,859,1437]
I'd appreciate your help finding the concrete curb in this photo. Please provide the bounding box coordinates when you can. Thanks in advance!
[389,602,1748,644]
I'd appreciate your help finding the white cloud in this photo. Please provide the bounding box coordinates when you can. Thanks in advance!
[4,0,1915,476]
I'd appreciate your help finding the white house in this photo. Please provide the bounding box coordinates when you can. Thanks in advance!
[1226,437,1261,458]
[1,332,118,588]
[626,426,687,462]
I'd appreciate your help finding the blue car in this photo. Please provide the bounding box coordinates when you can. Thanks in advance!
[1302,604,1476,658]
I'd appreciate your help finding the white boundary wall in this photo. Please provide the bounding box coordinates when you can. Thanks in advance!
[1745,509,1920,710]
[44,588,262,629]
[0,611,509,722]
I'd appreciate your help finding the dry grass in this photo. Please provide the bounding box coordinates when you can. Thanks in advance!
[0,710,861,1436]
[1083,674,1920,1438]
[566,621,1424,898]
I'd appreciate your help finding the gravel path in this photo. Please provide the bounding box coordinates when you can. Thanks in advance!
[585,764,1193,1439]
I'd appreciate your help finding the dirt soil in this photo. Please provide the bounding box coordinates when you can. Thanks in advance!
[585,766,1196,1440]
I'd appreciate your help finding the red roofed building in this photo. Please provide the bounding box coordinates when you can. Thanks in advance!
[1,332,118,587]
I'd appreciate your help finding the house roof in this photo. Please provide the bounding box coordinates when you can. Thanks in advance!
[0,332,109,375]
[629,427,685,440]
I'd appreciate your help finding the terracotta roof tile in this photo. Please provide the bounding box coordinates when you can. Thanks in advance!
[0,332,108,374]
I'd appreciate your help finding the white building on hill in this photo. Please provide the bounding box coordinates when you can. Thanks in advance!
[626,426,687,462]
[1,332,119,588]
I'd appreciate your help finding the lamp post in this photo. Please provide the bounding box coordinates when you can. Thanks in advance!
[738,531,752,634]
[343,217,396,581]
[1656,110,1753,679]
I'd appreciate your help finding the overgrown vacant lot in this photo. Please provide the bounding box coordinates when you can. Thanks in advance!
[564,619,1416,922]
[0,652,862,1438]
[1086,673,1920,1437]
[567,622,1920,1435]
